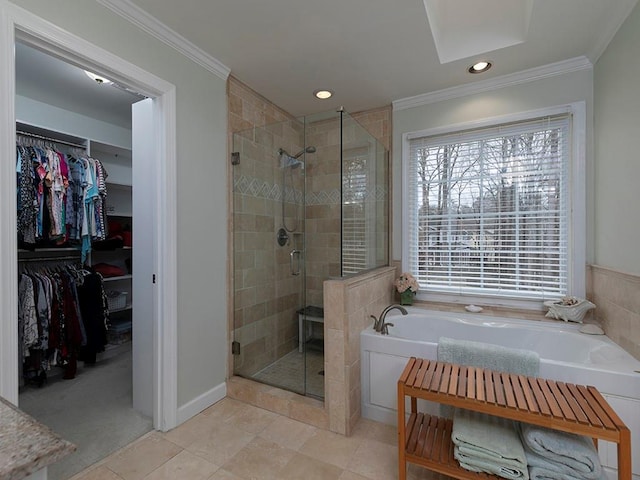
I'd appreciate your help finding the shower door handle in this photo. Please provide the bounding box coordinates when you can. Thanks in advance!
[290,249,301,276]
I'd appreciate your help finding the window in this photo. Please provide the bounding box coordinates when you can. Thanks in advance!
[403,106,585,307]
[342,147,371,274]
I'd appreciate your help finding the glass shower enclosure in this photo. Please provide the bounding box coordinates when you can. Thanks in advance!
[232,109,388,399]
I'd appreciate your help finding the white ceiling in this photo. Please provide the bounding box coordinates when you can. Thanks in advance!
[15,0,640,123]
[126,0,638,116]
[15,42,144,129]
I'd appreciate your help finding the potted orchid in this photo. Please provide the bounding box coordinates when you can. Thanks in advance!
[394,272,419,306]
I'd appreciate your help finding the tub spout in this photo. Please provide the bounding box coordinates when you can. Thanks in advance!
[374,304,408,332]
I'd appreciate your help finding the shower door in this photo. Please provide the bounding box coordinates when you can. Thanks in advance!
[231,121,313,396]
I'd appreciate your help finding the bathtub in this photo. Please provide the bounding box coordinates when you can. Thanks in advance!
[360,307,640,477]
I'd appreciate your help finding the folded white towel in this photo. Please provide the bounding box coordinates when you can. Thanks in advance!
[519,423,603,479]
[455,446,528,479]
[527,451,608,480]
[452,409,529,480]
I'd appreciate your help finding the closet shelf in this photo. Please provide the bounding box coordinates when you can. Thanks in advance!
[103,274,132,282]
[18,247,81,253]
[110,304,132,313]
[107,211,132,217]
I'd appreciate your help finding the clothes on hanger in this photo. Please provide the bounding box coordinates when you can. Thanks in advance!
[16,141,109,262]
[18,265,110,386]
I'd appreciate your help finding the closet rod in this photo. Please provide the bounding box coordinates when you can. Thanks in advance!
[16,130,87,150]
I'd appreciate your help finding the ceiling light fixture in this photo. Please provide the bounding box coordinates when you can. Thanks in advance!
[468,61,492,74]
[314,89,333,100]
[84,70,113,85]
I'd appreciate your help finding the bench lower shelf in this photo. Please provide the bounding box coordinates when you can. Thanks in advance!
[405,412,499,479]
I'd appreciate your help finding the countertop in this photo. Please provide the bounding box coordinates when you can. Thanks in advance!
[0,396,75,480]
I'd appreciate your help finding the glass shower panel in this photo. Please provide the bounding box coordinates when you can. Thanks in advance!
[341,111,389,275]
[232,108,388,402]
[232,120,306,395]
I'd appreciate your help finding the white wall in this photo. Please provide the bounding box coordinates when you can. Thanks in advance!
[392,69,595,267]
[16,94,132,149]
[594,2,640,276]
[10,0,228,409]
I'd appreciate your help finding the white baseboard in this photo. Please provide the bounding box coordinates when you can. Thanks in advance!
[176,382,226,426]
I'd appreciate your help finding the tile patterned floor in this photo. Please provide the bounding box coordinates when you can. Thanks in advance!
[252,349,325,398]
[69,398,450,480]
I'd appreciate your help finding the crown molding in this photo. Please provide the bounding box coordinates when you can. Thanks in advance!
[96,0,230,80]
[393,56,593,111]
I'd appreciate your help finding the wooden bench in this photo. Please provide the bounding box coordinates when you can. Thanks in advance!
[397,357,632,480]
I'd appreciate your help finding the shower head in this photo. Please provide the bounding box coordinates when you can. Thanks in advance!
[292,146,316,159]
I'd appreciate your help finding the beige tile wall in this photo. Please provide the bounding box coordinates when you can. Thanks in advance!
[323,267,396,435]
[588,265,640,360]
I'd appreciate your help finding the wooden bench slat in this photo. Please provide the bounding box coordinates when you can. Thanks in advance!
[484,369,495,404]
[440,363,453,394]
[519,375,539,414]
[583,386,618,431]
[537,377,564,418]
[407,412,423,452]
[429,362,445,391]
[421,360,438,390]
[529,377,552,416]
[422,414,438,459]
[493,371,506,406]
[557,382,589,425]
[415,414,429,455]
[547,380,577,422]
[501,372,517,408]
[567,383,603,427]
[457,366,467,397]
[467,367,476,400]
[431,416,446,461]
[476,369,485,402]
[407,358,423,387]
[414,360,431,389]
[510,373,528,410]
[448,364,460,395]
[399,357,417,384]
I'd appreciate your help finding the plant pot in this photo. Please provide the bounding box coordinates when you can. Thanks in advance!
[400,290,414,306]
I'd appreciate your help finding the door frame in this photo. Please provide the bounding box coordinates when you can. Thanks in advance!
[0,2,178,431]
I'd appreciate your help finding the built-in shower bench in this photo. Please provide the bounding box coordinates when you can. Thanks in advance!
[397,357,632,480]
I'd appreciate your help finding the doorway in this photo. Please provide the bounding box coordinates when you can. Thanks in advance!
[0,3,178,477]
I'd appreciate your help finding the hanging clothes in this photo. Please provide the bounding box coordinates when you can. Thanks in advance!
[18,265,110,386]
[16,139,109,262]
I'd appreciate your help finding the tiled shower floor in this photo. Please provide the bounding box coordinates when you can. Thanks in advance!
[252,348,325,398]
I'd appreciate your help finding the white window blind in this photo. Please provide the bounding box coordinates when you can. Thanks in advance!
[342,151,370,275]
[406,114,571,300]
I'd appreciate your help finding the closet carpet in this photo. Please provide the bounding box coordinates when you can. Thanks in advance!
[19,343,153,480]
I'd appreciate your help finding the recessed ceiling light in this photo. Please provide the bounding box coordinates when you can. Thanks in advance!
[314,89,333,99]
[468,61,492,74]
[84,70,113,85]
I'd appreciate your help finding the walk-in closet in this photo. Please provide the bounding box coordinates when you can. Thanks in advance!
[15,41,152,479]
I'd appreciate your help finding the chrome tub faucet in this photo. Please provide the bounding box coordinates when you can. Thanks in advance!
[371,304,408,334]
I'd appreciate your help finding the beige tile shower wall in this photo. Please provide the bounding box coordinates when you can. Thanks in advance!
[350,106,392,152]
[323,266,396,435]
[228,77,304,376]
[588,265,640,360]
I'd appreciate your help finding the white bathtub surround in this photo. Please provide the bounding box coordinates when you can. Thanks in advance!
[360,307,640,477]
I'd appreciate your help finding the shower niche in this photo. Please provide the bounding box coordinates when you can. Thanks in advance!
[231,109,388,399]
